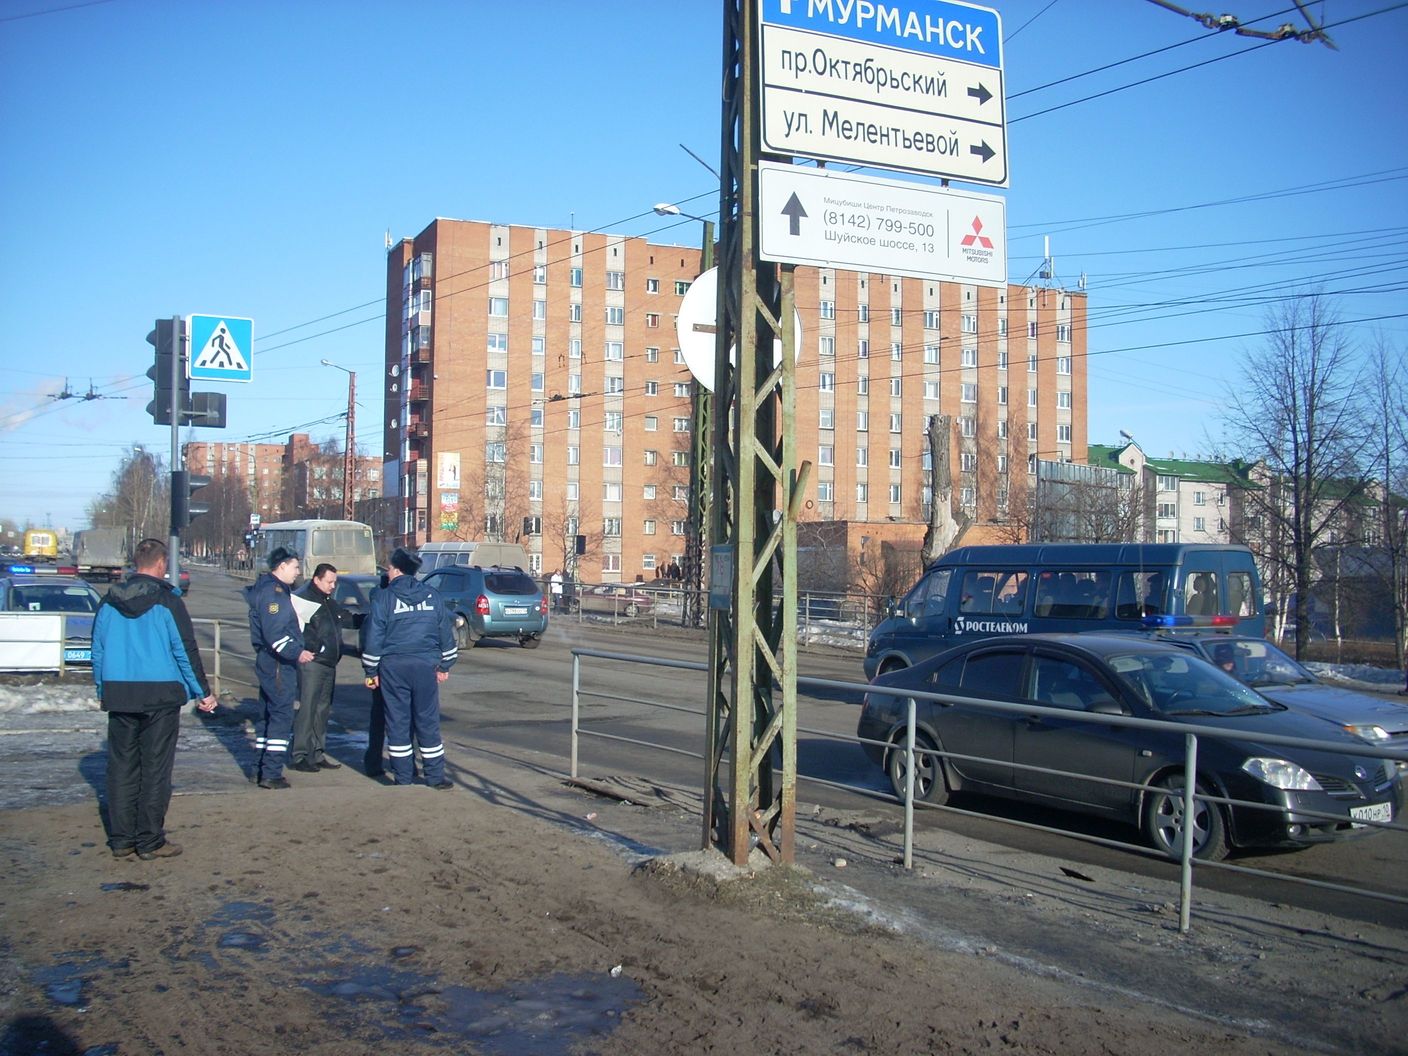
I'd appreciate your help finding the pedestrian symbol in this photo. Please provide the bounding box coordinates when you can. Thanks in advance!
[188,314,254,382]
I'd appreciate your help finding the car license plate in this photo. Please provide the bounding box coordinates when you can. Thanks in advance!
[64,648,92,663]
[504,606,528,616]
[1351,802,1393,826]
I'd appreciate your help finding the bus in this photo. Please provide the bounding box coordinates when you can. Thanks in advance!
[253,520,377,575]
[22,528,59,562]
[864,542,1266,678]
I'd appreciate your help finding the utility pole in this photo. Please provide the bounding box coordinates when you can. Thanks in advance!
[683,220,715,629]
[703,0,803,867]
[322,359,357,520]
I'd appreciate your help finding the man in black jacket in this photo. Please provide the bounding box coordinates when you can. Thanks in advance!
[290,563,343,772]
[92,538,217,860]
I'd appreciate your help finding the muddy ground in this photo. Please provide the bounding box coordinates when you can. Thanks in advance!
[1,693,1405,1055]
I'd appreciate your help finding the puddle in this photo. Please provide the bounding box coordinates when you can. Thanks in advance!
[100,881,149,893]
[307,966,643,1053]
[32,953,127,1010]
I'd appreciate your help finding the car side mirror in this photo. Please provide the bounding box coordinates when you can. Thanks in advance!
[1089,697,1124,716]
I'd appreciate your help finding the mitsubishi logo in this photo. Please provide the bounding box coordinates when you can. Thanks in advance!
[960,217,994,249]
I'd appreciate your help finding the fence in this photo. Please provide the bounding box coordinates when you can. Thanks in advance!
[567,647,1408,934]
[0,612,90,673]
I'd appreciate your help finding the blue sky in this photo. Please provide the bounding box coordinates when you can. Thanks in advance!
[2,0,1405,531]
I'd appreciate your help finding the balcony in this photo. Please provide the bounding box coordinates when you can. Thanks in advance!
[408,420,430,439]
[412,346,431,365]
[407,382,429,403]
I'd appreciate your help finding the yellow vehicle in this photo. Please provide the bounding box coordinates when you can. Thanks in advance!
[22,529,59,561]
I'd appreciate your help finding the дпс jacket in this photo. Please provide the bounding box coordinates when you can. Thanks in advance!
[244,573,306,664]
[92,573,209,713]
[296,581,342,667]
[360,573,457,676]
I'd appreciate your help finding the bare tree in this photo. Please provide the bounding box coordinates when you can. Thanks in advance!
[920,415,969,564]
[1362,335,1408,670]
[1220,294,1370,654]
[88,448,169,550]
[184,471,252,558]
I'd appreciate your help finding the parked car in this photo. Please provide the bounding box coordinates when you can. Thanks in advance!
[330,572,383,656]
[1128,630,1408,752]
[0,570,103,666]
[568,585,654,618]
[857,633,1400,861]
[422,565,547,648]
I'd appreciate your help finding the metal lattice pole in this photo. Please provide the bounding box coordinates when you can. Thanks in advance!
[702,0,800,866]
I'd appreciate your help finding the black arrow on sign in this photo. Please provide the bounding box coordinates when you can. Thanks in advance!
[967,83,992,105]
[969,141,995,163]
[781,192,808,235]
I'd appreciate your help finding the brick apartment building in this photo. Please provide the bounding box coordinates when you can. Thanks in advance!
[184,434,382,524]
[384,217,1088,582]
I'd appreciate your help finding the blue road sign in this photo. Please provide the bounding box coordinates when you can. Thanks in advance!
[188,315,253,383]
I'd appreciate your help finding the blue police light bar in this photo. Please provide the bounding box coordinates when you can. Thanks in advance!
[1142,614,1240,629]
[6,564,35,574]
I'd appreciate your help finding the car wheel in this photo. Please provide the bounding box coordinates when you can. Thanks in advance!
[1143,775,1229,862]
[886,730,947,805]
[878,658,908,677]
[519,635,541,649]
[454,614,481,649]
[625,602,639,617]
[568,598,581,614]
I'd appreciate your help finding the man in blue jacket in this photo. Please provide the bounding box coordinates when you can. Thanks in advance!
[244,546,314,789]
[361,547,457,788]
[92,538,217,860]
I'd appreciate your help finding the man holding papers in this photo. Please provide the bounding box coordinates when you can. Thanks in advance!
[289,563,344,773]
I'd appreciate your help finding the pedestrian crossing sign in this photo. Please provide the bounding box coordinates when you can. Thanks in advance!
[188,315,254,382]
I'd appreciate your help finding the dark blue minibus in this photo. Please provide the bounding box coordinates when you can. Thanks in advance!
[864,543,1266,679]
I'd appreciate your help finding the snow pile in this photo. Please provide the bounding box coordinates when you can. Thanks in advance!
[0,682,99,715]
[1304,661,1405,693]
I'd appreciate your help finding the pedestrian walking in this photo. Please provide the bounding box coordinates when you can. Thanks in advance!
[549,569,564,612]
[360,547,457,788]
[244,546,314,789]
[91,538,217,860]
[289,562,343,773]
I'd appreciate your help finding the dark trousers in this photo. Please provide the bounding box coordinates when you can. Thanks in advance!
[292,661,337,765]
[255,653,298,781]
[379,654,445,785]
[106,707,181,854]
[364,684,386,776]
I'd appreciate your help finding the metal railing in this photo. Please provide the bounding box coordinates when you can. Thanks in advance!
[568,647,1408,933]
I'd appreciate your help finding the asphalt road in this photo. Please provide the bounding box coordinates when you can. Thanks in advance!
[186,564,1408,928]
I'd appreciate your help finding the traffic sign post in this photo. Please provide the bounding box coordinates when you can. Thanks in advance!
[757,161,1006,285]
[758,0,1006,185]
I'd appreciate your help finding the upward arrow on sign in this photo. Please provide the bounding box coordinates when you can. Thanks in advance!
[781,192,808,235]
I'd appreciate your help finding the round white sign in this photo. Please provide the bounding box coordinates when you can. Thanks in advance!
[674,267,803,393]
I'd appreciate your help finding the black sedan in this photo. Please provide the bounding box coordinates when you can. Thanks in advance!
[857,633,1401,861]
[330,573,383,656]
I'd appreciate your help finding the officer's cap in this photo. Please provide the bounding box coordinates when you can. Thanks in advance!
[267,546,300,570]
[388,547,421,575]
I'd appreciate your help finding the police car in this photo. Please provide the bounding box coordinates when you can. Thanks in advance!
[1,563,103,665]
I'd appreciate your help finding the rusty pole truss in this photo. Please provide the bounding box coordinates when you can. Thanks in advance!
[702,0,806,867]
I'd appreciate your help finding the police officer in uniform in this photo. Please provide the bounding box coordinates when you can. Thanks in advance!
[360,547,457,788]
[244,546,314,788]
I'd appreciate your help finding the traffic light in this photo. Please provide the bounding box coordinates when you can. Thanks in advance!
[146,317,190,425]
[170,470,212,531]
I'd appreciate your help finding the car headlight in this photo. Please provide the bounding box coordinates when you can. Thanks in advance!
[1343,723,1391,742]
[1242,757,1323,791]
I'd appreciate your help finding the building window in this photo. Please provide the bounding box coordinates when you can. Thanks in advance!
[605,270,625,290]
[604,482,622,502]
[820,300,835,319]
[646,277,659,294]
[1058,424,1072,443]
[819,445,834,466]
[1027,321,1038,338]
[569,303,582,322]
[605,306,624,325]
[486,369,507,389]
[819,408,834,429]
[673,382,690,397]
[923,380,939,399]
[856,482,869,502]
[858,304,869,322]
[1158,474,1178,491]
[487,332,508,353]
[998,350,1008,369]
[533,264,547,284]
[644,483,656,498]
[961,314,977,334]
[961,416,977,437]
[644,415,658,431]
[604,341,623,361]
[529,480,543,500]
[1057,323,1071,342]
[923,309,940,328]
[671,520,687,536]
[569,338,582,359]
[1027,422,1038,440]
[486,442,506,463]
[643,519,656,535]
[486,405,507,426]
[923,344,939,365]
[961,486,975,506]
[857,376,868,395]
[889,448,902,468]
[531,372,544,392]
[1193,516,1206,532]
[817,481,833,502]
[960,451,977,472]
[674,348,686,364]
[567,409,580,429]
[570,267,583,287]
[1158,502,1177,518]
[567,446,579,466]
[1028,388,1038,408]
[568,373,581,393]
[891,307,903,325]
[998,454,1008,473]
[644,449,658,466]
[605,411,623,432]
[1194,491,1206,505]
[531,407,544,427]
[672,451,689,467]
[856,410,868,431]
[819,336,835,357]
[532,299,546,320]
[645,381,658,397]
[604,518,622,537]
[675,280,691,295]
[672,484,688,501]
[673,417,690,432]
[856,446,868,467]
[889,377,902,397]
[961,383,977,403]
[997,419,1008,439]
[889,483,902,503]
[819,372,835,392]
[1057,391,1071,409]
[645,346,659,362]
[889,412,902,433]
[961,347,977,368]
[1056,356,1071,375]
[605,376,625,394]
[645,313,660,328]
[603,446,622,467]
[527,443,543,465]
[997,386,1008,405]
[858,339,869,359]
[489,260,509,280]
[891,342,903,361]
[488,296,508,316]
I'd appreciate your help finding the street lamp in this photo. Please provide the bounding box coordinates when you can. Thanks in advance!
[320,359,357,520]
